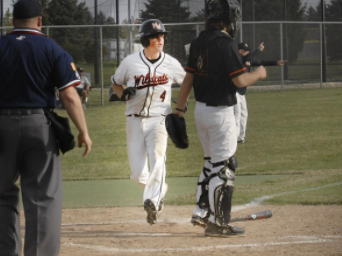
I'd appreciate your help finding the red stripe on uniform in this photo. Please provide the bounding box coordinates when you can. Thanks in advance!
[59,81,81,92]
[186,66,195,72]
[229,67,247,77]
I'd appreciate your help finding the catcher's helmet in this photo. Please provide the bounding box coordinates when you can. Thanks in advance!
[206,0,241,38]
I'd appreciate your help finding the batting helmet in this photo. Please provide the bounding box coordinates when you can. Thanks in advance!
[206,0,241,39]
[136,19,167,47]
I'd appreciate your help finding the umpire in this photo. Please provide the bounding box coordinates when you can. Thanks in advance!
[0,0,92,255]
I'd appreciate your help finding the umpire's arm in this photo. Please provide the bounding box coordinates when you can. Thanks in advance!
[59,87,92,157]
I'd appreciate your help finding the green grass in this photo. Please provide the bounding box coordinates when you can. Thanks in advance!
[56,87,342,205]
[79,60,342,88]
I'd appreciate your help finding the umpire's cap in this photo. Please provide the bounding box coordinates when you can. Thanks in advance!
[136,19,167,38]
[13,0,42,19]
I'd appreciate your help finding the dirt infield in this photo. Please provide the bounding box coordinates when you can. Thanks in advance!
[45,205,342,256]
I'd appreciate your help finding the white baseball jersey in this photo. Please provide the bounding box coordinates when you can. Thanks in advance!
[111,50,185,116]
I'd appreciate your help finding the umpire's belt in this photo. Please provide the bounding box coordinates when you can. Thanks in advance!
[0,108,45,115]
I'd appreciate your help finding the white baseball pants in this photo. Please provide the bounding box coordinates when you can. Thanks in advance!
[193,102,237,222]
[234,92,248,141]
[126,115,168,208]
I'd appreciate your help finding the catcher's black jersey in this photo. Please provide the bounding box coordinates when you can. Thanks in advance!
[186,30,246,106]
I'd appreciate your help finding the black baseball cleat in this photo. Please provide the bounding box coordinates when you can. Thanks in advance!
[205,222,246,237]
[191,214,208,228]
[237,139,245,144]
[144,199,157,225]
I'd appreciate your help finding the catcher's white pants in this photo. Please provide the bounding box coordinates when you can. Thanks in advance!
[192,102,237,221]
[126,115,168,209]
[234,93,248,141]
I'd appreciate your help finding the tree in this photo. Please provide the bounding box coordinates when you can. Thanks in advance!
[139,0,192,63]
[305,5,321,21]
[190,9,205,22]
[140,0,191,23]
[4,8,12,26]
[325,0,342,61]
[45,0,94,63]
[240,0,307,63]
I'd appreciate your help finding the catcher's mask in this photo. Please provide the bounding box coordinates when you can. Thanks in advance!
[206,0,241,39]
[136,19,168,48]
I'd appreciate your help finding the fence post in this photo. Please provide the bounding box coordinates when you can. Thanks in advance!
[100,26,104,106]
[280,23,284,92]
[320,23,323,90]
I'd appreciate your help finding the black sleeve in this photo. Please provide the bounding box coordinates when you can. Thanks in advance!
[250,57,262,67]
[222,41,247,79]
[244,49,260,62]
[250,58,278,67]
[260,60,279,66]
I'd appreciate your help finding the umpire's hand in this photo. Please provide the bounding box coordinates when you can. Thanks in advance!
[121,87,136,101]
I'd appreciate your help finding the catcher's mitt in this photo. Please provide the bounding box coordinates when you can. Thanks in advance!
[165,113,189,149]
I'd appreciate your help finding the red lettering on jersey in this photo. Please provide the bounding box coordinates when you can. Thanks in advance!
[134,73,169,89]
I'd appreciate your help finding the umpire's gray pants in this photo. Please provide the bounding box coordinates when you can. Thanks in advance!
[0,113,62,256]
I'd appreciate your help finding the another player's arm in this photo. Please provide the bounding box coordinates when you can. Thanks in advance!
[174,72,193,117]
[232,66,267,88]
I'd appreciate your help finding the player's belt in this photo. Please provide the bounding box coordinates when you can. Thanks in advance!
[0,108,45,115]
[127,114,141,117]
[198,101,230,107]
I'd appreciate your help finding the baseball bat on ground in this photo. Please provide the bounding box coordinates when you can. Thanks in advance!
[230,210,272,223]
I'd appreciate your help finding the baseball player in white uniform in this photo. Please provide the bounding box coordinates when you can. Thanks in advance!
[111,19,185,225]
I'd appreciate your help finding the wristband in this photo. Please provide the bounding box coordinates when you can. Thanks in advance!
[175,107,185,113]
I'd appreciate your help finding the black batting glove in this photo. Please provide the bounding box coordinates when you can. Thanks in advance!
[121,87,136,101]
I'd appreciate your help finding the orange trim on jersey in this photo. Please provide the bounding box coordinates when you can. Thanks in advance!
[59,81,81,92]
[186,66,195,72]
[229,67,247,77]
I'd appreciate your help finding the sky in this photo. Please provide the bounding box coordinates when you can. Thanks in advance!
[2,0,204,23]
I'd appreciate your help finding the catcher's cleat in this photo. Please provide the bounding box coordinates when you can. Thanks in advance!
[205,222,246,238]
[144,199,157,225]
[191,215,208,228]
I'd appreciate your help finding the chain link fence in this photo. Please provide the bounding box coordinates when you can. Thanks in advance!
[1,21,342,107]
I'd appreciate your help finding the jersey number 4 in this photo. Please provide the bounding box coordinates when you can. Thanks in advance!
[160,91,166,102]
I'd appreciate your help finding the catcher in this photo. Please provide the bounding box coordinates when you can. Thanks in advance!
[173,0,267,237]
